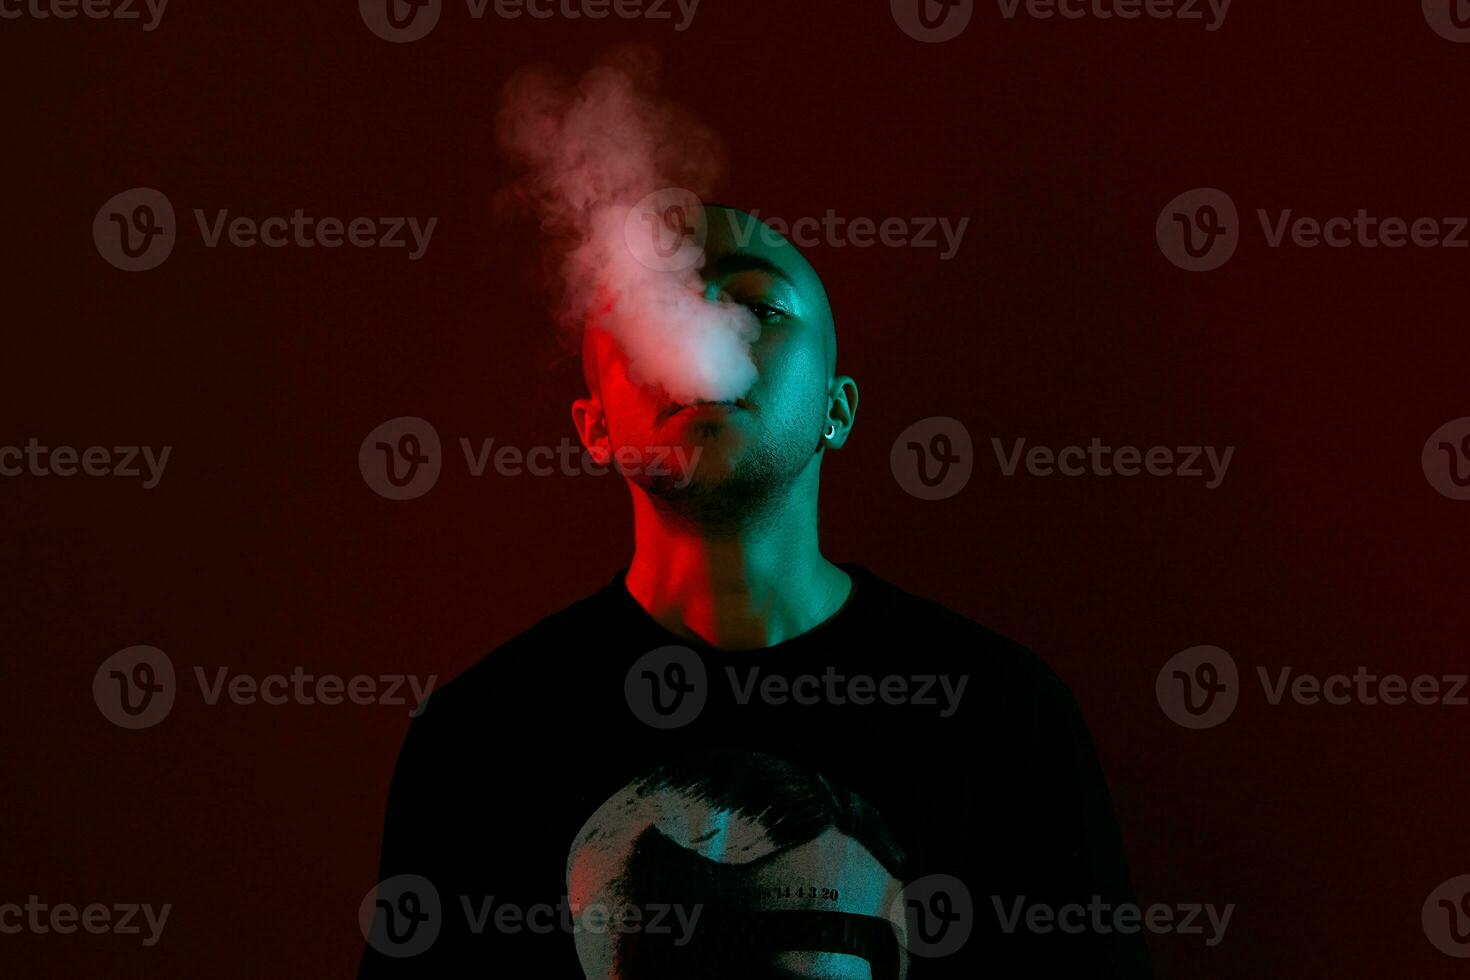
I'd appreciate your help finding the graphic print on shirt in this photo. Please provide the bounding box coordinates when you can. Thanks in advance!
[565,748,915,979]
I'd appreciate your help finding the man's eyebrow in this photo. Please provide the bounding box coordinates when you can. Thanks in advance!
[706,252,797,287]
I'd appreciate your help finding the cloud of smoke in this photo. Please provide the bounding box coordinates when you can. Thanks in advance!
[496,48,760,405]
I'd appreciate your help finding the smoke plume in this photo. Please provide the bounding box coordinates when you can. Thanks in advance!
[497,48,760,405]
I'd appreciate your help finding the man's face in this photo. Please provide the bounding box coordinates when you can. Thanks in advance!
[579,205,839,522]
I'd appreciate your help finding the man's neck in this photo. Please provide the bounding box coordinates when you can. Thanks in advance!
[623,485,851,651]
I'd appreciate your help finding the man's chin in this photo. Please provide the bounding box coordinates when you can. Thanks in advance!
[640,450,737,493]
[634,454,780,533]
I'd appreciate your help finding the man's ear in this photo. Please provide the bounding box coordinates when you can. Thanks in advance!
[822,376,859,449]
[571,396,612,465]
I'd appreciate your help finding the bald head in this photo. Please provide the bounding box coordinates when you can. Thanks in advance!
[581,203,837,399]
[701,204,837,376]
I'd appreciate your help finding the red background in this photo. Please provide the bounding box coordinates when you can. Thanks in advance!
[3,1,1467,976]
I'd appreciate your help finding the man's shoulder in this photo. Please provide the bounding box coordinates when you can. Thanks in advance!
[415,579,618,722]
[851,564,1076,706]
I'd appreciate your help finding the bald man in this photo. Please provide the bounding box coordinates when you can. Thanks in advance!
[573,205,853,645]
[359,206,1152,978]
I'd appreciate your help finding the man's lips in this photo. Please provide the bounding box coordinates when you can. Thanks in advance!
[659,398,750,420]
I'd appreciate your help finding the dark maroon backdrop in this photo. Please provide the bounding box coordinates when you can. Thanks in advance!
[4,1,1468,976]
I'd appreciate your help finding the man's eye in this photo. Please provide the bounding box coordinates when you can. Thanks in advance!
[745,302,788,323]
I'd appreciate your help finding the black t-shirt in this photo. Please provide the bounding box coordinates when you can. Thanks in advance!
[358,564,1152,978]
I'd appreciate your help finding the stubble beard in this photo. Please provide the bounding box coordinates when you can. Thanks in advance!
[636,429,806,536]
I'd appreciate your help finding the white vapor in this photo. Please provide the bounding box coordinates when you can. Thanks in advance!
[496,49,760,405]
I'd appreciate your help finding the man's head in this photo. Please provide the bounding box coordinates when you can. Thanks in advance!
[571,205,858,532]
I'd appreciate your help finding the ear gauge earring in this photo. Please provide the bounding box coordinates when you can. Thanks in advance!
[824,424,837,440]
